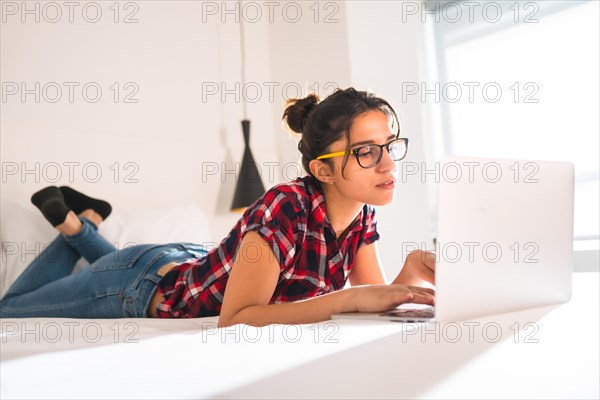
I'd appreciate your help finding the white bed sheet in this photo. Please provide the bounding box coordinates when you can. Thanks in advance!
[1,273,599,399]
[0,316,402,399]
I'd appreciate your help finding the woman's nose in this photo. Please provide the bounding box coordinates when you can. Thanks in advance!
[377,147,398,173]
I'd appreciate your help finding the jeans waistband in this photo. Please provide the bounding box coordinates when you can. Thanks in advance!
[121,244,205,317]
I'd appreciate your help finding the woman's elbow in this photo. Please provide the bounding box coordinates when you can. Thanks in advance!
[217,314,234,328]
[217,309,246,327]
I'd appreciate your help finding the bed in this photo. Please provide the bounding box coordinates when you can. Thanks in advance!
[1,196,598,399]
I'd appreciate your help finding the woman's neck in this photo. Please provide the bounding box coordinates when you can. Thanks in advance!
[321,183,364,239]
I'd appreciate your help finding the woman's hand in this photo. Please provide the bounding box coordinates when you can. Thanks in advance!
[349,284,435,313]
[392,249,436,287]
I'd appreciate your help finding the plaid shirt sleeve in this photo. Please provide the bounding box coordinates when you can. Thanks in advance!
[357,204,380,249]
[243,189,302,272]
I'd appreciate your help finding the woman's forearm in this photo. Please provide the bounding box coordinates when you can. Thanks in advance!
[218,288,356,327]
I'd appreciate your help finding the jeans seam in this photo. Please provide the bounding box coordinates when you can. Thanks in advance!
[0,293,122,313]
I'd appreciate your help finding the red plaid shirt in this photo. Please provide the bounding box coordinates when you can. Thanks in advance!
[155,175,380,318]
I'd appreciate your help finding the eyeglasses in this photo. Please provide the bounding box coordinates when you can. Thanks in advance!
[315,138,409,169]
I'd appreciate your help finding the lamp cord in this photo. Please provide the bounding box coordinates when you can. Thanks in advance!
[239,0,247,120]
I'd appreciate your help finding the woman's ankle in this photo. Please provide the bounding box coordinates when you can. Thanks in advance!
[55,211,83,236]
[78,209,103,226]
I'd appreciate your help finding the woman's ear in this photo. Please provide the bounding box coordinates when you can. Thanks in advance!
[309,159,339,184]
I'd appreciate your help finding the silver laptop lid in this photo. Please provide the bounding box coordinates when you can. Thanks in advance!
[435,155,574,322]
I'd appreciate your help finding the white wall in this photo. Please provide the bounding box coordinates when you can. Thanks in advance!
[1,1,433,280]
[265,2,352,174]
[0,2,278,242]
[344,1,433,280]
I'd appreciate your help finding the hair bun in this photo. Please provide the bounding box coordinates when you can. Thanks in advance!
[282,93,320,137]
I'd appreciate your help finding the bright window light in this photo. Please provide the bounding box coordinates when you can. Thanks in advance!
[440,1,599,239]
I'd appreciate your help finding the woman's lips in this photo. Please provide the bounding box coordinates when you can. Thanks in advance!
[376,180,396,190]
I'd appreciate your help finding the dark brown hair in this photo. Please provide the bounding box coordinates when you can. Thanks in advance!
[282,87,401,180]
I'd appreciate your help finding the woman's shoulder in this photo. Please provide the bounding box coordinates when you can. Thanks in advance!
[260,175,314,210]
[242,176,314,231]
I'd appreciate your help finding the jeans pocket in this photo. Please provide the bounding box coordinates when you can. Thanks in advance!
[92,244,163,272]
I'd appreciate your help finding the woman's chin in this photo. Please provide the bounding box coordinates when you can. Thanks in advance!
[368,192,396,206]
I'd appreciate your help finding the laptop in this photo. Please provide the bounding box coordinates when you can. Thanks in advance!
[332,155,575,323]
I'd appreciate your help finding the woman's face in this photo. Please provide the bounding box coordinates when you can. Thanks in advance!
[322,109,400,206]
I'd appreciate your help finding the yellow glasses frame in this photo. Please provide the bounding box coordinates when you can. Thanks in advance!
[315,137,409,168]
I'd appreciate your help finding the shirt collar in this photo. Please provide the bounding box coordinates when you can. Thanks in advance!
[303,176,364,233]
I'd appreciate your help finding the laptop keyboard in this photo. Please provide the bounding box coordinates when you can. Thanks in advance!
[379,307,435,319]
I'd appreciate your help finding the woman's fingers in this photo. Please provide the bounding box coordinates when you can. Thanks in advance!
[389,285,435,306]
[353,284,436,313]
[407,285,435,296]
[408,291,435,305]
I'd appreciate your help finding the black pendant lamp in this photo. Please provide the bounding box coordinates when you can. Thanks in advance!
[231,119,265,212]
[230,1,265,212]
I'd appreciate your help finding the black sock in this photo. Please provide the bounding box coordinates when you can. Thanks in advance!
[59,186,112,220]
[31,186,71,227]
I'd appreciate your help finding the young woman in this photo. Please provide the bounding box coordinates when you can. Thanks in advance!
[0,87,435,326]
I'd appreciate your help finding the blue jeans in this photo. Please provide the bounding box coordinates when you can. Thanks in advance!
[0,218,207,318]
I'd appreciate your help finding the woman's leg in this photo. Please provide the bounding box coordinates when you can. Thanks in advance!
[27,186,114,264]
[2,213,116,300]
[61,211,116,264]
[0,243,196,318]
